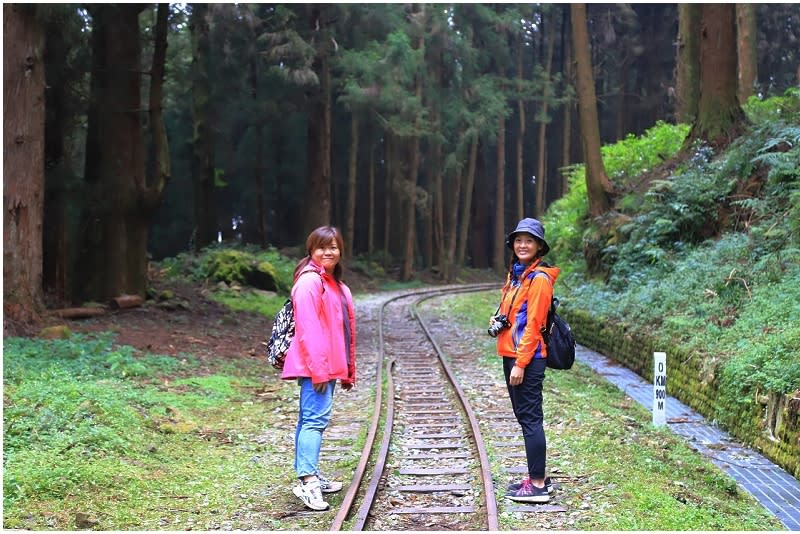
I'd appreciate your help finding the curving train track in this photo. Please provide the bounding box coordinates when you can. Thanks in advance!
[329,283,501,530]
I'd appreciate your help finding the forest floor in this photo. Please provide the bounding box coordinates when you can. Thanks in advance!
[25,265,498,363]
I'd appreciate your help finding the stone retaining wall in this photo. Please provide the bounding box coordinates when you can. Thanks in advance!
[562,307,800,479]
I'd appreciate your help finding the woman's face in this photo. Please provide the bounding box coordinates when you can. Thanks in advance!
[311,240,341,274]
[513,233,540,265]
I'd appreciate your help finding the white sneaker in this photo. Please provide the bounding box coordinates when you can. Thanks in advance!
[293,479,329,511]
[317,473,343,494]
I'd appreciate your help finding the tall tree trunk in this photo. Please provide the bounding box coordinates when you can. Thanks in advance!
[138,3,172,289]
[471,148,490,269]
[190,3,216,250]
[561,5,573,196]
[515,35,525,222]
[615,58,629,141]
[345,114,358,259]
[401,129,423,281]
[571,3,613,217]
[3,4,45,324]
[736,4,757,104]
[306,6,332,234]
[251,53,266,246]
[536,19,556,217]
[676,4,701,124]
[401,5,424,281]
[43,12,73,304]
[687,4,746,148]
[368,140,375,255]
[456,137,478,270]
[493,115,507,273]
[430,135,443,272]
[442,148,464,282]
[383,133,393,267]
[78,4,153,301]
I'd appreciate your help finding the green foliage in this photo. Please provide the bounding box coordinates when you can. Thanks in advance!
[200,248,258,285]
[543,92,800,457]
[604,121,691,190]
[544,121,690,279]
[158,245,296,295]
[743,86,800,124]
[209,289,286,318]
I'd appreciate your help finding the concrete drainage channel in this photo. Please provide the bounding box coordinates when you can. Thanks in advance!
[576,344,800,530]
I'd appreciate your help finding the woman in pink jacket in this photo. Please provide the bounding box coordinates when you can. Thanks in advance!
[281,226,357,511]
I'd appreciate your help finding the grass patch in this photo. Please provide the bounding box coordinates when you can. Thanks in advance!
[206,287,287,317]
[3,333,344,530]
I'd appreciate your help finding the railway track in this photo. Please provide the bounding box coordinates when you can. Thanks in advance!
[330,283,500,530]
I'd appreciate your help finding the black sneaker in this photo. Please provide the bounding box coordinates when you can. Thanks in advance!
[507,476,553,494]
[505,478,550,503]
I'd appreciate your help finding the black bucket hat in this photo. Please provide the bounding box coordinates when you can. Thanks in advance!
[506,217,550,256]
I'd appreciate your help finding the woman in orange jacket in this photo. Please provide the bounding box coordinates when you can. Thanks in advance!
[490,217,560,503]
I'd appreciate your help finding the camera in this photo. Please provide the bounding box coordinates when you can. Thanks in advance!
[487,313,511,337]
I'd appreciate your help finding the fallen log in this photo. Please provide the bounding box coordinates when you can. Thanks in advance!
[51,307,107,319]
[110,294,144,310]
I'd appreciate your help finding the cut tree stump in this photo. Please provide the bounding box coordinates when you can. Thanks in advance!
[110,294,144,310]
[52,307,107,319]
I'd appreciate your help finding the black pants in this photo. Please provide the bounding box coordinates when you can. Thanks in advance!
[503,356,547,480]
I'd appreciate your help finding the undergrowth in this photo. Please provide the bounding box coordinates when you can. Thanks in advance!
[543,88,800,453]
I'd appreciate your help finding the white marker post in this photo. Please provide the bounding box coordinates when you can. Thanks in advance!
[653,352,667,426]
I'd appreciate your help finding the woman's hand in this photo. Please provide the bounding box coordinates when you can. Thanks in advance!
[341,380,354,391]
[313,381,328,393]
[509,364,525,386]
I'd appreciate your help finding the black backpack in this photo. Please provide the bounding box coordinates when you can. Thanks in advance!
[533,270,576,370]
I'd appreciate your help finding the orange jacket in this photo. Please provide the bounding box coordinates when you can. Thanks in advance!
[495,260,561,368]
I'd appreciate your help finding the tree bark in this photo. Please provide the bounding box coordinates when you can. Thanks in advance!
[383,133,393,267]
[251,50,266,246]
[536,19,556,217]
[78,4,154,302]
[52,307,106,319]
[736,4,757,104]
[515,35,525,222]
[345,114,358,259]
[456,137,478,271]
[306,5,332,235]
[571,3,613,217]
[493,114,507,273]
[676,4,701,124]
[561,5,573,196]
[43,12,74,305]
[190,3,216,250]
[401,5,424,281]
[368,141,375,255]
[110,294,144,310]
[687,4,747,148]
[3,4,46,324]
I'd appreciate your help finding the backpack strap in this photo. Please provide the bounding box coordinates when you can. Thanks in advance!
[296,267,325,293]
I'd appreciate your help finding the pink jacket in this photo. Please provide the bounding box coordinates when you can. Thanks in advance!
[280,261,357,386]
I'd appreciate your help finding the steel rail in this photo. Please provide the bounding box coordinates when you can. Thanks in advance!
[412,293,500,531]
[330,283,500,530]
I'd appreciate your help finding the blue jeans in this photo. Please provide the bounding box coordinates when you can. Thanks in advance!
[295,378,335,478]
[503,357,547,479]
